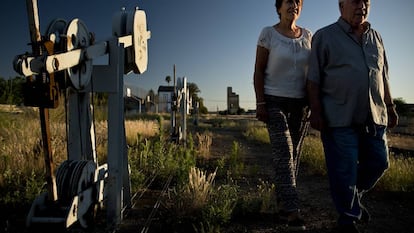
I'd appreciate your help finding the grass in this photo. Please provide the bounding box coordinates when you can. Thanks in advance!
[301,135,327,176]
[237,119,414,192]
[167,166,238,232]
[377,155,414,191]
[1,108,413,232]
[242,125,270,144]
[300,135,414,192]
[0,107,162,204]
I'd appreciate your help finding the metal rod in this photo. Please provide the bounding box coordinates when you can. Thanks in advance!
[26,0,41,55]
[26,0,58,201]
[295,112,310,179]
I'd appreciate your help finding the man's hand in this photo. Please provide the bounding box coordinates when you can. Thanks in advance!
[387,107,399,128]
[309,109,326,131]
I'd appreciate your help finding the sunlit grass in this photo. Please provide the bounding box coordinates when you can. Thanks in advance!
[193,131,213,159]
[377,155,414,192]
[301,136,327,176]
[1,108,413,231]
[0,108,161,204]
[242,125,270,144]
[125,119,159,146]
[242,121,414,192]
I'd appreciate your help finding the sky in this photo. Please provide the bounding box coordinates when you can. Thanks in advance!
[1,0,413,111]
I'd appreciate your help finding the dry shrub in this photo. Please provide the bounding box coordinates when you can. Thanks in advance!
[0,117,65,174]
[377,156,414,192]
[171,167,217,216]
[185,167,217,209]
[0,111,158,187]
[195,132,213,158]
[125,119,158,145]
[300,136,327,175]
[242,120,270,144]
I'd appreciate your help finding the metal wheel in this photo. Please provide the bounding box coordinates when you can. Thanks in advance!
[56,160,96,228]
[45,18,67,49]
[65,19,93,89]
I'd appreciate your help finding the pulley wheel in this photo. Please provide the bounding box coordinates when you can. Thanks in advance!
[127,10,151,74]
[45,18,67,50]
[65,19,93,89]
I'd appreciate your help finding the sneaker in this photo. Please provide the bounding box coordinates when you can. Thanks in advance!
[338,223,360,233]
[287,217,306,231]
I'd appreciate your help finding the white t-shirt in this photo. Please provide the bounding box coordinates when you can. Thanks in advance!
[258,26,312,98]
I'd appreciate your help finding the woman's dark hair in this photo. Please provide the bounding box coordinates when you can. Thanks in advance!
[275,0,303,18]
[275,0,284,11]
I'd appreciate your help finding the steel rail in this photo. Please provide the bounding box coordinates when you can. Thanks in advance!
[140,174,173,233]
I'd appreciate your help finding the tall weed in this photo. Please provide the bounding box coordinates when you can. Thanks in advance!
[242,126,270,144]
[377,155,414,192]
[300,136,326,175]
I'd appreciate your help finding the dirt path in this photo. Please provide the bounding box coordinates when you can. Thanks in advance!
[208,120,414,233]
[1,117,413,233]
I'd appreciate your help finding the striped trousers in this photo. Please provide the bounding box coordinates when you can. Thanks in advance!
[265,95,308,212]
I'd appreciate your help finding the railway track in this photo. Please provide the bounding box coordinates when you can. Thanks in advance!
[115,173,173,233]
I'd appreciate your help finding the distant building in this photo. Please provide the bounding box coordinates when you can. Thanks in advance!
[227,87,239,114]
[158,86,174,113]
[406,104,414,114]
[124,86,148,114]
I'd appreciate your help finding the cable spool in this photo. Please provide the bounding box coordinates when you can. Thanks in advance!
[56,160,96,204]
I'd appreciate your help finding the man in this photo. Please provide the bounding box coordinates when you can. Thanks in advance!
[306,0,398,232]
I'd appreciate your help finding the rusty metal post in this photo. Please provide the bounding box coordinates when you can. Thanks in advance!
[26,0,58,201]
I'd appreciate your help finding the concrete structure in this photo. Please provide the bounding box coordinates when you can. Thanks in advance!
[227,87,239,114]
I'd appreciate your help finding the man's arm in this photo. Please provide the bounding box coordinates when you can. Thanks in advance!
[307,80,325,131]
[382,51,398,128]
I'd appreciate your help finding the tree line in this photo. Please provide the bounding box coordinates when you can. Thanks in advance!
[0,76,209,114]
[1,76,411,117]
[0,76,25,105]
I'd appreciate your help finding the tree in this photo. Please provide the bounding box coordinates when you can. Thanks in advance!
[393,97,410,116]
[165,76,171,86]
[0,76,25,105]
[187,82,200,101]
[0,77,6,103]
[187,82,208,113]
[197,97,208,114]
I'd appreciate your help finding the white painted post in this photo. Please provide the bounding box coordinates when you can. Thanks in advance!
[106,39,130,226]
[182,77,187,143]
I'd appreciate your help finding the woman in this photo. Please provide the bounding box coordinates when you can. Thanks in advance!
[253,0,311,230]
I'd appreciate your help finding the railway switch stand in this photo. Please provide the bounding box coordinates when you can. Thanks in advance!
[13,0,150,229]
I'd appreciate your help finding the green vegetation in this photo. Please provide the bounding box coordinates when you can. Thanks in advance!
[0,76,25,105]
[1,107,413,232]
[300,134,414,192]
[377,156,414,191]
[243,125,414,192]
[242,124,269,144]
[300,136,327,176]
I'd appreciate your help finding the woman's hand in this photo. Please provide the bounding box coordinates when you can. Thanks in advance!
[256,104,268,123]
